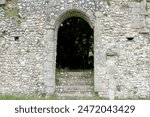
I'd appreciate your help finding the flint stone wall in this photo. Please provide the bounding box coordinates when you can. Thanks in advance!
[0,0,150,99]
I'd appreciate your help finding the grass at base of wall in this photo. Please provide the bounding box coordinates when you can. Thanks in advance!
[0,95,108,100]
[0,95,142,100]
[0,95,58,100]
[128,0,142,2]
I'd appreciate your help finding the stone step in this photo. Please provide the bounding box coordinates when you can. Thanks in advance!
[56,72,93,78]
[55,91,95,98]
[55,71,95,99]
[56,85,94,92]
[57,76,93,80]
[57,78,94,86]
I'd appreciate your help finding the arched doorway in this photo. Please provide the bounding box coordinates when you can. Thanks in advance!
[56,17,94,69]
[55,16,94,99]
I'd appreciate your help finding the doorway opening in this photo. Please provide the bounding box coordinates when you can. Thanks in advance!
[55,17,94,99]
[56,17,94,70]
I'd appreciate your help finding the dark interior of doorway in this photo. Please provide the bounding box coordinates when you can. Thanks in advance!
[56,17,94,70]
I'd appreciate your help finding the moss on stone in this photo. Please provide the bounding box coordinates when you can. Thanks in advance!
[5,7,18,17]
[0,95,58,100]
[2,0,19,18]
[129,0,142,2]
[107,0,112,6]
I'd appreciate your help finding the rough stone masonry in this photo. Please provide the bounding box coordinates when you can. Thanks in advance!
[0,0,150,99]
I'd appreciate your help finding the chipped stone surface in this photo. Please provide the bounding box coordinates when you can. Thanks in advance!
[0,0,150,99]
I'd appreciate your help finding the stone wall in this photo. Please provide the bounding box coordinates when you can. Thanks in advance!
[0,0,150,99]
[95,0,150,99]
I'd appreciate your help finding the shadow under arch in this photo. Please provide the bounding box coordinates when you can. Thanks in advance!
[54,8,94,70]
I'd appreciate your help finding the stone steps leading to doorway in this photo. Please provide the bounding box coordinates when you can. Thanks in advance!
[57,78,94,86]
[55,71,95,99]
[56,85,94,92]
[55,91,95,99]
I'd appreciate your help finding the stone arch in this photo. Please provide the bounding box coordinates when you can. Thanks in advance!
[54,9,95,62]
[54,8,95,31]
[54,9,95,66]
[43,8,96,96]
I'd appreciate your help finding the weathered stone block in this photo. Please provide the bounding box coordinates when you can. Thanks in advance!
[138,28,149,34]
[128,2,140,8]
[146,16,150,24]
[43,61,53,71]
[132,8,140,14]
[44,78,55,87]
[131,20,144,29]
[98,67,106,75]
[45,71,52,79]
[0,0,5,5]
[95,12,103,18]
[45,86,55,95]
[108,89,115,100]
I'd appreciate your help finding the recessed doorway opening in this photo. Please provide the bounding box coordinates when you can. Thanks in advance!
[56,17,94,70]
[55,16,94,99]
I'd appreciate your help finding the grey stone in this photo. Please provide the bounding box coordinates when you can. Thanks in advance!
[45,86,55,96]
[0,0,5,5]
[131,20,144,29]
[95,12,103,18]
[128,2,140,8]
[43,61,53,71]
[0,0,149,99]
